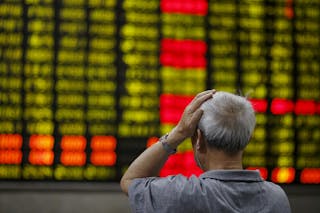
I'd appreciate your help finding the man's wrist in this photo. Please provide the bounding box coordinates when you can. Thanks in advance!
[166,127,186,147]
[159,133,177,155]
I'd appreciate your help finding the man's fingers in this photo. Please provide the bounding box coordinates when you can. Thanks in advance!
[194,90,214,99]
[188,90,216,113]
[190,109,204,127]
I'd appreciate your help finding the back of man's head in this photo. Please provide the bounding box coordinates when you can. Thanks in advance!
[198,91,256,153]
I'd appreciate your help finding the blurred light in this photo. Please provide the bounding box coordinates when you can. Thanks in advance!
[29,135,54,150]
[91,136,116,151]
[160,109,182,125]
[61,136,86,151]
[90,151,116,166]
[160,52,206,68]
[256,114,267,125]
[271,128,294,140]
[84,165,116,180]
[161,39,207,55]
[271,99,294,114]
[271,167,295,183]
[284,0,294,19]
[160,94,194,124]
[0,134,22,149]
[22,164,53,180]
[253,127,266,141]
[300,168,320,184]
[277,156,294,167]
[125,80,158,95]
[60,151,86,166]
[160,38,207,68]
[272,142,294,154]
[295,100,316,115]
[54,165,84,180]
[28,150,54,166]
[249,99,268,113]
[0,150,22,164]
[161,0,208,15]
[0,165,21,179]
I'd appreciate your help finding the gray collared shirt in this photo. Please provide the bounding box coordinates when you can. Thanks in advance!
[128,170,291,213]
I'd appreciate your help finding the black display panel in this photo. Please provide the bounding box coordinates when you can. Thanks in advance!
[0,0,319,184]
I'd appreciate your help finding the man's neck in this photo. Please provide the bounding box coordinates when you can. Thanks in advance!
[205,149,243,171]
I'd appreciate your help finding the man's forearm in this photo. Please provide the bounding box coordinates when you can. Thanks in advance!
[120,126,188,195]
[120,138,173,195]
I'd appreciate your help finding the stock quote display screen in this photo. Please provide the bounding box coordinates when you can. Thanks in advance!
[0,0,319,184]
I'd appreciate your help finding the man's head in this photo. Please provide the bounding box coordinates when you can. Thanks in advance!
[198,91,256,153]
[191,92,256,171]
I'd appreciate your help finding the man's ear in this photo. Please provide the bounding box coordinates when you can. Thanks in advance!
[192,129,206,151]
[196,129,206,152]
[191,128,198,146]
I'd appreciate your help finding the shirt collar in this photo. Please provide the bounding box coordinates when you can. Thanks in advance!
[200,170,264,182]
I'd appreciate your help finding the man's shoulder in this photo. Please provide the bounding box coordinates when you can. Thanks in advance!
[260,180,289,200]
[131,174,202,188]
[262,180,286,192]
[129,174,208,195]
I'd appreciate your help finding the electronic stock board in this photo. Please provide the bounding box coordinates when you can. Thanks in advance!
[0,0,319,184]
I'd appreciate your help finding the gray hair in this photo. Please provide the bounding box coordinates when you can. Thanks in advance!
[198,91,256,153]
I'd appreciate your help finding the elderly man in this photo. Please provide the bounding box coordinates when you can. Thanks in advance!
[121,90,291,213]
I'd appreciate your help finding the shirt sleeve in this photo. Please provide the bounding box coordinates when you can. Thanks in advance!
[128,175,192,213]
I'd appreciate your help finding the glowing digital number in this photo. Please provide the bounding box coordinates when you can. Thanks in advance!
[300,168,320,184]
[55,109,84,120]
[295,100,316,115]
[118,124,157,137]
[58,123,86,135]
[0,150,22,164]
[271,167,295,184]
[0,134,22,149]
[84,165,116,180]
[0,165,21,179]
[29,135,54,150]
[249,99,268,113]
[90,151,116,166]
[60,151,86,166]
[91,136,116,151]
[57,94,85,106]
[160,94,193,124]
[54,165,84,180]
[28,150,54,166]
[26,121,54,135]
[270,99,294,115]
[22,164,53,180]
[161,0,208,15]
[61,136,86,151]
